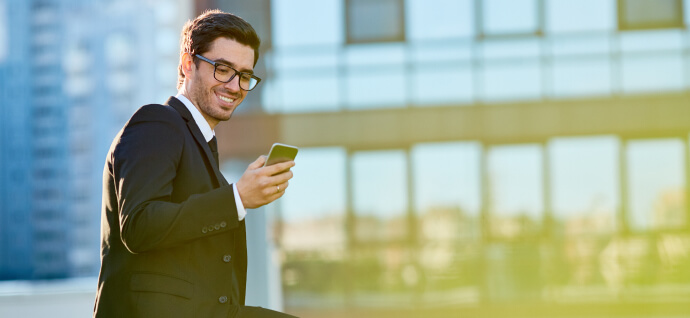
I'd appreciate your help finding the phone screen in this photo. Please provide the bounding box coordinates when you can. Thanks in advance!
[264,143,298,167]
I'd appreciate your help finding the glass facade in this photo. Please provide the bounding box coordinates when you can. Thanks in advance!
[264,0,690,316]
[266,0,690,112]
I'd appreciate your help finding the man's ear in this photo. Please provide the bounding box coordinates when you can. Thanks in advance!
[180,52,194,78]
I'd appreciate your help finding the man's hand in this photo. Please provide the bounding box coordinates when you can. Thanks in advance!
[236,155,295,209]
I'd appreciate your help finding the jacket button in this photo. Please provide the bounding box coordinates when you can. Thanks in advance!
[223,255,232,263]
[214,224,221,230]
[202,227,208,234]
[208,226,214,232]
[220,221,227,228]
[219,295,228,304]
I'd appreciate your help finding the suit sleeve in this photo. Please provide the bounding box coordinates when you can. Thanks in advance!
[112,107,239,254]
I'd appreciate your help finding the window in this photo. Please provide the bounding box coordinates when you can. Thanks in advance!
[412,142,482,294]
[621,53,684,94]
[265,148,349,306]
[545,0,615,34]
[618,0,685,30]
[412,142,481,223]
[31,2,58,26]
[481,0,541,37]
[352,150,408,241]
[350,149,416,302]
[481,39,542,102]
[411,63,474,105]
[406,0,474,41]
[0,0,5,62]
[280,147,347,245]
[487,144,544,239]
[276,67,340,112]
[273,0,343,48]
[346,0,405,43]
[626,139,686,231]
[552,57,612,98]
[345,43,407,109]
[482,58,542,102]
[549,136,619,234]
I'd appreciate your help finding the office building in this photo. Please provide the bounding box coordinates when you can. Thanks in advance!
[0,0,192,280]
[209,0,690,316]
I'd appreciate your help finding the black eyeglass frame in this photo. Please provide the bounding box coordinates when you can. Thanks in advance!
[193,54,262,91]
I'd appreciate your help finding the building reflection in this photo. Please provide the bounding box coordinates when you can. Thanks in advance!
[278,196,690,309]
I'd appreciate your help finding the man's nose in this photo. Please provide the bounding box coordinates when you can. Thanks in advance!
[224,74,241,92]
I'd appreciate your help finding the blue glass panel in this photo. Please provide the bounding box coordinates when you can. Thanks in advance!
[352,150,408,220]
[483,0,538,36]
[411,42,473,64]
[406,0,475,41]
[549,34,612,57]
[272,0,343,48]
[549,136,619,233]
[280,147,348,221]
[346,68,406,109]
[345,42,406,66]
[620,29,684,53]
[273,49,339,72]
[487,144,544,237]
[627,139,686,230]
[482,60,542,102]
[279,72,340,113]
[621,53,684,93]
[545,0,615,34]
[482,38,541,60]
[411,64,474,105]
[552,57,612,97]
[411,142,481,215]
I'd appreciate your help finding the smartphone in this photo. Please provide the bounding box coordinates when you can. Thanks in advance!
[263,143,298,167]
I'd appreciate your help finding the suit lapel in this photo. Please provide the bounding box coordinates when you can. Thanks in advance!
[165,96,229,187]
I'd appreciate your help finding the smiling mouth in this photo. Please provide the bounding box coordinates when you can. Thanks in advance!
[217,94,235,104]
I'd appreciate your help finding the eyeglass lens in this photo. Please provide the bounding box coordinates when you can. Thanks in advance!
[214,64,258,90]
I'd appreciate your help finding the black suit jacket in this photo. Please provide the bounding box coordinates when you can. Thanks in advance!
[94,97,247,317]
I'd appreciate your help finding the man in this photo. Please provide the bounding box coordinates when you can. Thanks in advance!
[94,10,297,318]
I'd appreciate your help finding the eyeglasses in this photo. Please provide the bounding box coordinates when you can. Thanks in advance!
[193,54,262,91]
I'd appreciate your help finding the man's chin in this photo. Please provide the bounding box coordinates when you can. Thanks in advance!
[213,112,233,122]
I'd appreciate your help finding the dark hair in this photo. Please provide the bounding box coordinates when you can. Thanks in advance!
[177,9,261,89]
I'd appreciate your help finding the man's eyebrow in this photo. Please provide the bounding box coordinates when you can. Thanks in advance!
[214,58,254,74]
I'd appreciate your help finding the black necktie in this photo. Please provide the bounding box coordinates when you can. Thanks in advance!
[208,135,239,303]
[208,136,219,167]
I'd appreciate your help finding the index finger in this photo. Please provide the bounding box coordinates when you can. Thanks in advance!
[263,160,295,176]
[249,155,267,170]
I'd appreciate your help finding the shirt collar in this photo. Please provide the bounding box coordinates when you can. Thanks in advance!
[175,93,214,143]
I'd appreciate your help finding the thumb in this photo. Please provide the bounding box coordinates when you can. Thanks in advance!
[248,155,267,170]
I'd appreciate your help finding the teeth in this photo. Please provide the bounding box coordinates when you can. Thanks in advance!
[219,95,234,103]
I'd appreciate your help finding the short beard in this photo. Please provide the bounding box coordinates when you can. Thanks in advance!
[189,72,232,123]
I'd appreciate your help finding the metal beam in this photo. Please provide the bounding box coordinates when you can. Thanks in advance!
[219,93,690,157]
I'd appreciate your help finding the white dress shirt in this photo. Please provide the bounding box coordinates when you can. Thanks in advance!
[175,93,247,221]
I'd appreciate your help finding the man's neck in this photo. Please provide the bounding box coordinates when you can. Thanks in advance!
[177,90,219,130]
[175,92,216,142]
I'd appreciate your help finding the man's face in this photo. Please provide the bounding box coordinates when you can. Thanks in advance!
[185,37,255,126]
